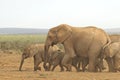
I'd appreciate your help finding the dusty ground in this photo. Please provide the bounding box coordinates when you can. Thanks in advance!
[0,52,120,80]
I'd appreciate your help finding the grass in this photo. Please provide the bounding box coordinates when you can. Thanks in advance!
[0,34,46,42]
[0,34,47,53]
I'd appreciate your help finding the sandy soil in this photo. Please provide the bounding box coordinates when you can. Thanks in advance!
[0,52,120,80]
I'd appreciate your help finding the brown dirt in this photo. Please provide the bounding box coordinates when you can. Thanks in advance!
[0,52,120,80]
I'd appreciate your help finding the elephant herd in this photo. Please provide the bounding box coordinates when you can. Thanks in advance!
[19,24,120,72]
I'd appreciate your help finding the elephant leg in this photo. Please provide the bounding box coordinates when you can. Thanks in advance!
[105,57,115,72]
[88,55,97,72]
[72,63,79,72]
[61,54,72,71]
[34,56,42,71]
[98,61,102,72]
[94,59,100,72]
[95,60,102,72]
[72,59,79,71]
[113,55,120,72]
[95,66,98,72]
[47,63,52,71]
[51,65,58,71]
[77,62,81,72]
[95,65,102,72]
[101,59,106,70]
[59,64,64,72]
[88,44,103,72]
[98,63,102,72]
[82,58,88,72]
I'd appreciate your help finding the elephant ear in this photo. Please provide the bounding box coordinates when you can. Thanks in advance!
[56,24,72,43]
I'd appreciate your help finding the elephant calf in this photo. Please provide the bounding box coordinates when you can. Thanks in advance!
[19,44,59,71]
[49,50,85,72]
[49,50,103,72]
[104,42,120,72]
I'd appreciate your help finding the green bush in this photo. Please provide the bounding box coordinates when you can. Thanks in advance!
[0,34,47,53]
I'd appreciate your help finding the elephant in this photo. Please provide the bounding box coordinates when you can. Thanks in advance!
[49,50,82,72]
[94,58,104,72]
[49,47,104,72]
[103,42,120,72]
[49,50,65,71]
[44,24,111,72]
[19,43,59,71]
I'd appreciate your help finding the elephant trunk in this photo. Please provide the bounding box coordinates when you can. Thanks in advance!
[19,56,25,71]
[44,43,50,70]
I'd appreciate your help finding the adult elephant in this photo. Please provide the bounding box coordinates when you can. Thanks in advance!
[44,24,111,72]
[19,44,59,71]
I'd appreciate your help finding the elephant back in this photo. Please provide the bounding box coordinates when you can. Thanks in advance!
[23,44,44,57]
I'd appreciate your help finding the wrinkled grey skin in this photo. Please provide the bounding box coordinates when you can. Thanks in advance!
[104,42,120,72]
[19,44,59,71]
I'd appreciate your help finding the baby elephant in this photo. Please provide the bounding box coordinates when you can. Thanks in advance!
[49,50,82,72]
[49,50,65,71]
[19,44,59,71]
[104,42,120,72]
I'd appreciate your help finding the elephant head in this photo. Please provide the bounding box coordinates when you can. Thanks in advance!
[50,50,64,65]
[44,24,72,68]
[19,44,40,71]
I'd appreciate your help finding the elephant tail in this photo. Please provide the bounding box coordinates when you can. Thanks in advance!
[100,33,111,59]
[103,33,111,50]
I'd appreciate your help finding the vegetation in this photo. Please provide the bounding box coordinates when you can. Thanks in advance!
[0,34,47,53]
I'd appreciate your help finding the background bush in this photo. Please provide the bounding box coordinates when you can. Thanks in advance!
[0,34,47,53]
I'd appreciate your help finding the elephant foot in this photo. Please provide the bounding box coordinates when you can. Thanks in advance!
[88,68,96,72]
[19,69,22,71]
[34,66,41,71]
[34,68,37,71]
[77,69,82,72]
[45,66,50,71]
[82,68,88,72]
[65,67,71,71]
[60,70,64,72]
[51,68,55,71]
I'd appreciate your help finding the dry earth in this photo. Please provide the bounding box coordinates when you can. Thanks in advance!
[0,52,120,80]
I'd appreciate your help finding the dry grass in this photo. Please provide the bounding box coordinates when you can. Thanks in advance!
[0,52,120,80]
